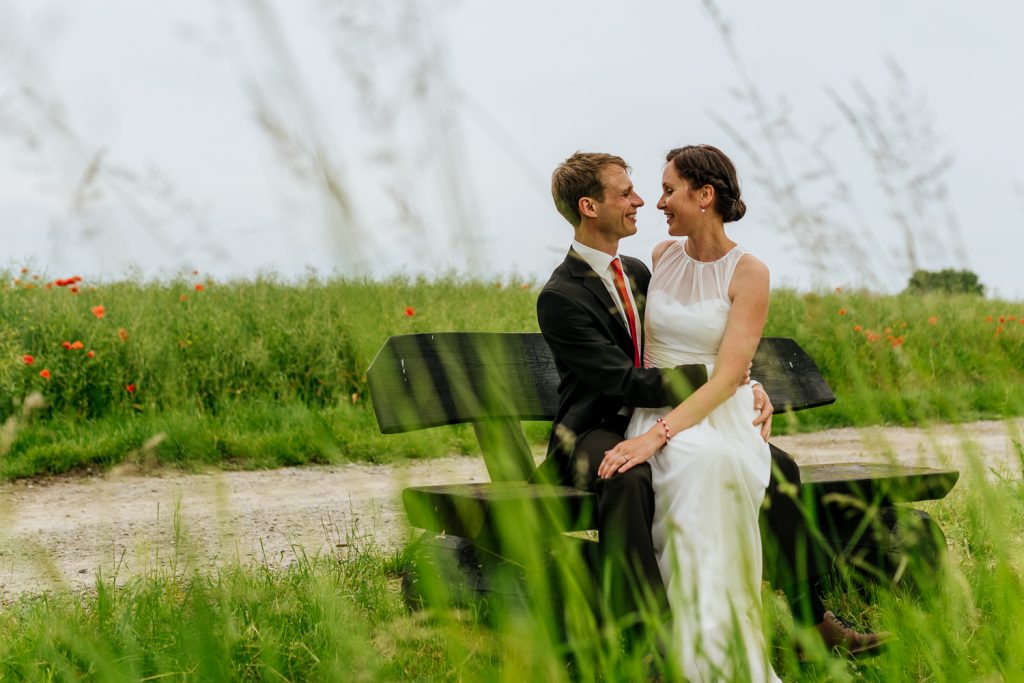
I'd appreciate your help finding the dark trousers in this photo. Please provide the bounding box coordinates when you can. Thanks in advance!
[570,429,830,631]
[570,421,670,629]
[761,444,828,626]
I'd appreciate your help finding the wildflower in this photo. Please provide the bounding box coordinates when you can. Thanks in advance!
[838,308,847,316]
[1010,315,1017,322]
[194,283,205,292]
[891,336,905,348]
[72,276,82,283]
[192,270,199,275]
[70,340,84,350]
[928,315,938,326]
[86,350,95,358]
[986,315,993,323]
[70,286,79,294]
[19,267,28,274]
[13,279,21,286]
[180,294,188,302]
[118,328,128,342]
[126,383,135,394]
[999,316,1006,324]
[835,287,842,293]
[91,305,105,319]
[996,326,1004,335]
[61,341,72,350]
[39,369,51,380]
[404,306,415,317]
[22,354,34,365]
[884,327,892,334]
[853,324,862,332]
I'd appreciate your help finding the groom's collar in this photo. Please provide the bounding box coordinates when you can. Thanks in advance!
[569,239,620,279]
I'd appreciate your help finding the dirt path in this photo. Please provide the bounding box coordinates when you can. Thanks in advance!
[1,419,1022,600]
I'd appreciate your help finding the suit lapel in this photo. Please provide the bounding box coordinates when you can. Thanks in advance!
[565,248,631,340]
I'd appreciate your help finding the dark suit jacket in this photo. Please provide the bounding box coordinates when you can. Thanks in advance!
[534,248,706,484]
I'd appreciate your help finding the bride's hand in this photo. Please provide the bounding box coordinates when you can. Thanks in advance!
[599,430,665,479]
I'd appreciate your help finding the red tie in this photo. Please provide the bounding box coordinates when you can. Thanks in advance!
[610,258,641,367]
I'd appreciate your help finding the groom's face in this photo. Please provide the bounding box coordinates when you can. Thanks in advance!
[592,165,644,241]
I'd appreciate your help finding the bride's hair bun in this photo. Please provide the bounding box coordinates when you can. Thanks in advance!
[665,145,746,223]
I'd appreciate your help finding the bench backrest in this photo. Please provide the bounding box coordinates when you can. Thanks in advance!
[367,333,834,481]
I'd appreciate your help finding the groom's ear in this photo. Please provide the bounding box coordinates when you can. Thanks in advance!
[579,196,598,219]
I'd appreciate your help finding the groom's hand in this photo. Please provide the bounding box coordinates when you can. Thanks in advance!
[751,384,773,441]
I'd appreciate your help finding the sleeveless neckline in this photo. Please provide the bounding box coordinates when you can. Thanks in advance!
[680,240,740,265]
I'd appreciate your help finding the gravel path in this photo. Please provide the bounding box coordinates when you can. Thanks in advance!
[1,419,1021,600]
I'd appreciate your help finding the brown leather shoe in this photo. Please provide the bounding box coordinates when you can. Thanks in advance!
[815,611,893,657]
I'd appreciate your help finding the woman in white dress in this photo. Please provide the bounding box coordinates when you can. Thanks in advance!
[599,145,779,681]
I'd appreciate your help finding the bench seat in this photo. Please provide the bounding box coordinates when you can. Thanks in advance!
[403,462,959,542]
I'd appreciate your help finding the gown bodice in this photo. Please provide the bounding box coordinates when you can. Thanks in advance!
[643,240,747,368]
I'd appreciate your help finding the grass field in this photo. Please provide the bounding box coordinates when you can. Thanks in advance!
[0,451,1021,681]
[3,272,1024,680]
[3,271,1024,479]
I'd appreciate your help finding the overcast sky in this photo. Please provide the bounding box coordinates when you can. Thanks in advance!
[1,1,1021,297]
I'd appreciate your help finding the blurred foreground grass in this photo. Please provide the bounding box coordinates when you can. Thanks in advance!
[0,448,1021,681]
[2,271,1023,479]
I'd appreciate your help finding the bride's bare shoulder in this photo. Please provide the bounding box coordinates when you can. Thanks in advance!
[652,240,676,268]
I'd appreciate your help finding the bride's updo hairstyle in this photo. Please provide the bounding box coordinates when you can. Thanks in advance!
[665,145,746,223]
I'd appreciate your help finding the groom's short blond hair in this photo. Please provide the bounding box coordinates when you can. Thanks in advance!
[551,152,629,227]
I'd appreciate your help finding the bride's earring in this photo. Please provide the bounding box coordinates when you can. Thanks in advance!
[700,206,706,213]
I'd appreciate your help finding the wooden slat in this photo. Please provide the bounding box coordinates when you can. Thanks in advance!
[366,333,559,434]
[367,333,835,434]
[751,337,836,412]
[401,461,957,538]
[402,482,596,540]
[800,462,959,503]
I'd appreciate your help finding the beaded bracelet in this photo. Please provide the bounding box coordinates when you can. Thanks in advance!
[656,418,672,442]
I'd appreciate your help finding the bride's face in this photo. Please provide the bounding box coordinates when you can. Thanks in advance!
[657,164,702,236]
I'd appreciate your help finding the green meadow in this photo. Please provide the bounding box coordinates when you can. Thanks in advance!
[2,273,1023,478]
[2,273,1024,680]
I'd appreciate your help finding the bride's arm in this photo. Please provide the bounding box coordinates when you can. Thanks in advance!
[597,255,770,479]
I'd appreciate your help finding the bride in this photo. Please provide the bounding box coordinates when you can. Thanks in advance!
[599,145,779,681]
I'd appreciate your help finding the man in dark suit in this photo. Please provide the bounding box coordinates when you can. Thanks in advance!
[534,151,885,656]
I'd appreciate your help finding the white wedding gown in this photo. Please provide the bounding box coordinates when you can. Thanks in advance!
[626,240,780,682]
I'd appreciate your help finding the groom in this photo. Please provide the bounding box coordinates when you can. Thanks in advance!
[532,151,885,655]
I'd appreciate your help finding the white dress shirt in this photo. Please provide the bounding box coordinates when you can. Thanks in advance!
[571,240,643,352]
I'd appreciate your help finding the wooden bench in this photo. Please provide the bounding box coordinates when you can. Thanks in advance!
[367,332,959,604]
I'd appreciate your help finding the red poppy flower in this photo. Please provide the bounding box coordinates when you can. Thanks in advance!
[69,286,79,294]
[118,328,128,342]
[19,267,28,274]
[86,350,95,358]
[853,324,862,332]
[91,305,105,319]
[22,354,34,365]
[195,283,205,292]
[986,316,993,323]
[404,306,415,317]
[70,340,84,350]
[838,308,847,316]
[891,336,905,347]
[999,316,1006,324]
[61,341,72,350]
[179,294,188,302]
[39,369,51,380]
[126,383,135,394]
[928,315,938,326]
